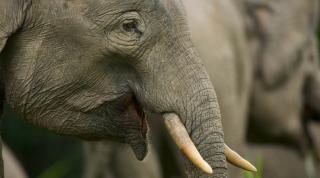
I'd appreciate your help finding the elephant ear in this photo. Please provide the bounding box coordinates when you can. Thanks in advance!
[0,0,30,177]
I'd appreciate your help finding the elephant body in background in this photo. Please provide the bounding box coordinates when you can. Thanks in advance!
[187,0,320,177]
[244,0,320,177]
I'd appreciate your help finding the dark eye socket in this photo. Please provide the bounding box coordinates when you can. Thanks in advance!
[120,19,143,37]
[122,20,138,32]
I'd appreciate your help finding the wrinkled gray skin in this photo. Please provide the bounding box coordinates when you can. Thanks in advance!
[84,0,251,177]
[244,0,320,177]
[0,0,228,178]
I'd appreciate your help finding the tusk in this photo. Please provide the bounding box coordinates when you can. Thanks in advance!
[224,144,257,172]
[163,113,213,174]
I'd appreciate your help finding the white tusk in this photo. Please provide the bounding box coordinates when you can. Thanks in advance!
[224,144,257,172]
[163,113,213,174]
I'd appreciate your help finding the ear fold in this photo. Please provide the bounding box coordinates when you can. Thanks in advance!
[0,0,30,105]
[0,0,30,177]
[0,0,30,53]
[0,0,30,92]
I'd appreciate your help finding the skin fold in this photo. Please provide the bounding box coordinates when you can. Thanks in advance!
[0,0,228,177]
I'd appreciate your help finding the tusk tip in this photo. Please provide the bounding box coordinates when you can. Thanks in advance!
[201,161,213,174]
[244,162,257,172]
[236,156,257,172]
[248,164,258,172]
[224,144,258,172]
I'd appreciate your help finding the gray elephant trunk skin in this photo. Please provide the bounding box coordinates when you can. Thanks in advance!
[179,57,227,178]
[133,41,227,177]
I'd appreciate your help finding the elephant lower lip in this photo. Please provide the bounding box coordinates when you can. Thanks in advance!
[132,96,148,140]
[128,95,149,160]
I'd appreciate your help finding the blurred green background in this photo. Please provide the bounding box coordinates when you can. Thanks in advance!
[2,104,83,178]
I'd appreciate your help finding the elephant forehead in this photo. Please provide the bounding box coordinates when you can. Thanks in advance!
[80,0,183,18]
[75,0,158,14]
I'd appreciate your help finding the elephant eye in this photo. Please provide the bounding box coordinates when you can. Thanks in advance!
[121,20,138,33]
[120,18,144,37]
[107,12,146,45]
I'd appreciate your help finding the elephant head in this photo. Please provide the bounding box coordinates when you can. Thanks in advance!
[0,0,255,177]
[246,0,319,88]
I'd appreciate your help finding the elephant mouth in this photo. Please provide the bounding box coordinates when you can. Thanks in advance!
[115,92,149,160]
[131,95,148,141]
[128,95,149,160]
[88,92,148,160]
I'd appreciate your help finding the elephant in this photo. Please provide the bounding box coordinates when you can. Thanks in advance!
[0,0,257,177]
[83,0,255,177]
[243,0,320,177]
[83,0,320,177]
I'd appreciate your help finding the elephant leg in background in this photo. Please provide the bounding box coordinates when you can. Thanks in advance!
[83,141,162,178]
[183,0,252,177]
[3,144,27,178]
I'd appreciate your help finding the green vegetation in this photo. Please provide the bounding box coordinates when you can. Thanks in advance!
[2,105,83,178]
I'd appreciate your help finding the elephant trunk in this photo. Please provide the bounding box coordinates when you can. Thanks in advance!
[169,70,227,178]
[141,48,228,177]
[135,41,256,176]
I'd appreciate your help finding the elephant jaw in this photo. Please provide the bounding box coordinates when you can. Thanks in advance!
[163,113,257,174]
